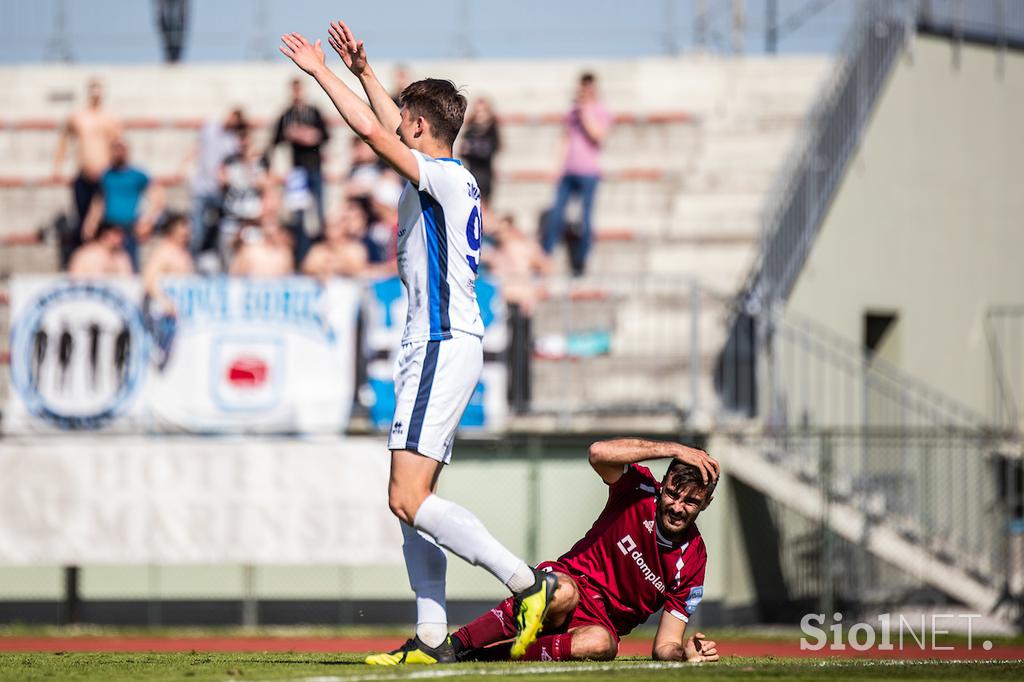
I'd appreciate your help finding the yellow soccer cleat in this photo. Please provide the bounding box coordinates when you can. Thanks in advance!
[365,635,456,665]
[510,570,559,659]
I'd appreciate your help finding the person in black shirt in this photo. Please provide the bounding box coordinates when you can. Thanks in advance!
[266,78,331,241]
[458,98,501,206]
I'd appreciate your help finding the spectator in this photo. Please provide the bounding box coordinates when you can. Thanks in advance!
[485,214,552,413]
[142,211,194,314]
[230,217,295,278]
[266,78,331,245]
[346,136,387,198]
[389,64,412,106]
[81,139,163,272]
[183,107,247,255]
[217,130,270,267]
[301,199,369,280]
[486,213,552,313]
[458,98,501,206]
[365,181,401,275]
[67,222,133,277]
[542,72,613,275]
[52,78,123,267]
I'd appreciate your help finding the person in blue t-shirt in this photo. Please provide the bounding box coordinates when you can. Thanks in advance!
[81,139,163,271]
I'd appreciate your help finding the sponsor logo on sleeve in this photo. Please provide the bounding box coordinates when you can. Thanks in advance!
[685,585,704,614]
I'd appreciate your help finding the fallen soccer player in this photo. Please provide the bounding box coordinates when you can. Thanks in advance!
[450,438,721,663]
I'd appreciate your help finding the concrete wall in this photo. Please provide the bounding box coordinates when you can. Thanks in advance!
[785,35,1024,418]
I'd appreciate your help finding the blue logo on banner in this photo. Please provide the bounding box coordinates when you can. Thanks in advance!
[10,283,148,429]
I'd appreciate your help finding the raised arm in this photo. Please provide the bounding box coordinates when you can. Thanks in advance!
[579,104,610,146]
[587,438,719,486]
[279,32,418,185]
[328,20,402,133]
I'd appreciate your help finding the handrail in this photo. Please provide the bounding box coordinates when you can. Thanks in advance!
[768,308,988,429]
[985,307,1024,433]
[748,0,914,309]
[918,0,1024,48]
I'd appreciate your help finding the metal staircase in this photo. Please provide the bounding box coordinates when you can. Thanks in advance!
[711,0,1024,627]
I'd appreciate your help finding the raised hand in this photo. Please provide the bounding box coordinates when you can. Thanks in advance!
[279,32,326,76]
[328,20,368,76]
[684,632,720,663]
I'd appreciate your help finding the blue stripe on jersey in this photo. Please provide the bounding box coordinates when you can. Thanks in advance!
[406,339,440,452]
[419,191,452,340]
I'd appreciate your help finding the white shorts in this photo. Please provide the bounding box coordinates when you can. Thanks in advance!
[387,334,483,463]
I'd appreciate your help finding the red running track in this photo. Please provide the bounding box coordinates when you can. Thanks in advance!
[0,637,1021,660]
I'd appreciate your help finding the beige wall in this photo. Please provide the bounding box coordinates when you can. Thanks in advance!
[786,35,1024,418]
[0,452,742,619]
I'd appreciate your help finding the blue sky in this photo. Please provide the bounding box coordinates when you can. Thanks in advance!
[0,0,857,63]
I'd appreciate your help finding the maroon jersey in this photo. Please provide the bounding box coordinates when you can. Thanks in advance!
[556,464,707,635]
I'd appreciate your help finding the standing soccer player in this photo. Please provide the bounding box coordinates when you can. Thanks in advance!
[279,22,556,665]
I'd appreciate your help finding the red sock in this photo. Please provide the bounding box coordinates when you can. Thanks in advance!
[453,597,516,650]
[520,633,574,661]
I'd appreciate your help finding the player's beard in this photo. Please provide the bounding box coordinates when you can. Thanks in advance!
[655,503,691,543]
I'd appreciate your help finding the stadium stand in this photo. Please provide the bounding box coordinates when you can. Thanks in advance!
[0,55,832,419]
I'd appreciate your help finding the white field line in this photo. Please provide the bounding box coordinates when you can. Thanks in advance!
[238,657,1024,682]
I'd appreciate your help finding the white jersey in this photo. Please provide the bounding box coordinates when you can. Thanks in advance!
[396,150,485,344]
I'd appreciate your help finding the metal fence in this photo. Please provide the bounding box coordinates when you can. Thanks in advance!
[517,274,729,430]
[987,306,1024,435]
[722,428,1022,623]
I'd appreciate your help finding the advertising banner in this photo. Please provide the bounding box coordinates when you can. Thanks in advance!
[5,276,360,434]
[0,437,402,565]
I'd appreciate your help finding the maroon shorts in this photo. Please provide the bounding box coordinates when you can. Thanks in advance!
[538,560,621,643]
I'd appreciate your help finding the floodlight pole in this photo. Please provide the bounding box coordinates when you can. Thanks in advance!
[45,0,72,63]
[154,0,190,63]
[695,0,708,50]
[766,0,779,54]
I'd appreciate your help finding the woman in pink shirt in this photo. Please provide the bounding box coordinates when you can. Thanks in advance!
[542,73,613,275]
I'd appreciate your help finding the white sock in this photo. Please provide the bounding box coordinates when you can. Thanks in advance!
[504,562,537,594]
[400,522,448,648]
[413,494,530,592]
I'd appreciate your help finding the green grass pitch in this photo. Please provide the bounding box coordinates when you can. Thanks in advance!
[1,654,1022,682]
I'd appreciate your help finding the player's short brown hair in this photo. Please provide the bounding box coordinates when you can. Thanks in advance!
[665,460,717,496]
[400,78,467,148]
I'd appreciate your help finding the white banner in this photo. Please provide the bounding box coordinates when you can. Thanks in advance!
[5,276,360,434]
[0,437,402,565]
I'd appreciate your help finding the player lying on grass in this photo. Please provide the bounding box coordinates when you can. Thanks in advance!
[449,438,721,663]
[279,22,556,666]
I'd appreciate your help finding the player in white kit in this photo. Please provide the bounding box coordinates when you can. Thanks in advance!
[280,21,557,665]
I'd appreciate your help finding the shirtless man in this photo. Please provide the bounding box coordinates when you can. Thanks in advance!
[67,222,133,278]
[53,79,123,263]
[485,214,552,315]
[230,220,295,277]
[301,198,369,280]
[143,211,194,313]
